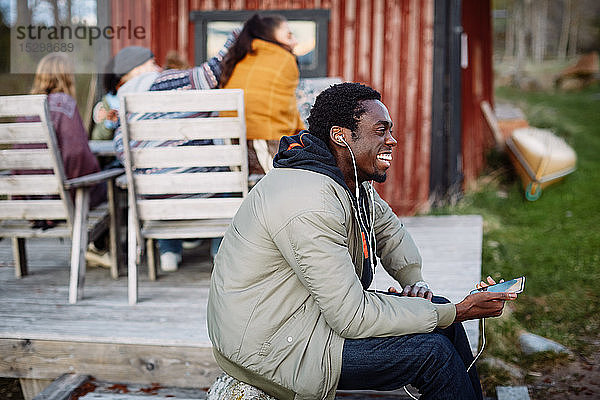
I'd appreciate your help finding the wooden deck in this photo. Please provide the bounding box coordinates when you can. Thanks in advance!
[0,215,482,398]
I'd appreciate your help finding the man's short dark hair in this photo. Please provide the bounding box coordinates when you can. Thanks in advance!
[307,82,381,146]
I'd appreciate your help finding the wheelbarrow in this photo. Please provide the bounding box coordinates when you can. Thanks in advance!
[506,127,577,201]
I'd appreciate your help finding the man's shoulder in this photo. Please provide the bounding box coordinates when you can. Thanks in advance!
[251,168,349,218]
[262,168,345,196]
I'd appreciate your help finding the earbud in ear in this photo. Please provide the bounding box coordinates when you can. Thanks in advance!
[332,128,347,145]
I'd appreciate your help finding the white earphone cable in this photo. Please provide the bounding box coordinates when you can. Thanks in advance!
[340,137,360,202]
[368,182,377,292]
[404,386,419,400]
[341,137,376,291]
[467,317,486,373]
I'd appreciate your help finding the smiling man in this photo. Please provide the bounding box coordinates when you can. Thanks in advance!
[207,83,514,399]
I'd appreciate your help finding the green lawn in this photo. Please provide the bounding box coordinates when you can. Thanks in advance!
[431,83,600,388]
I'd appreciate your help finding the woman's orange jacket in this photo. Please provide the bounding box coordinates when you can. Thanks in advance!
[224,39,305,141]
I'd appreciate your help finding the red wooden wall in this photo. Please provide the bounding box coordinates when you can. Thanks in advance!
[110,0,492,215]
[461,0,494,188]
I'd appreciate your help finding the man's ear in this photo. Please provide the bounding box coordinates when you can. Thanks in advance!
[329,126,349,147]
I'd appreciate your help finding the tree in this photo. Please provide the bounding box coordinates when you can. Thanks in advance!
[503,0,515,61]
[16,0,32,27]
[42,0,74,26]
[557,0,572,60]
[514,0,527,83]
[567,1,580,58]
[531,0,548,63]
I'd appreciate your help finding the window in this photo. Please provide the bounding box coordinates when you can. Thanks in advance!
[190,9,330,78]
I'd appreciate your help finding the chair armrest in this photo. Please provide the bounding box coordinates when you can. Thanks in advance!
[88,140,116,157]
[116,174,128,189]
[64,168,124,189]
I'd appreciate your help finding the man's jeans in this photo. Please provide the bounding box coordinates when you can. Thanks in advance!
[338,296,483,400]
[158,238,222,259]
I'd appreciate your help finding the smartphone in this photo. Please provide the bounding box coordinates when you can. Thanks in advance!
[470,276,525,295]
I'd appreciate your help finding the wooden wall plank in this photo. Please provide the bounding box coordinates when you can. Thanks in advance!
[461,0,494,187]
[377,1,403,210]
[416,0,434,204]
[355,0,370,83]
[370,0,384,91]
[403,0,418,210]
[328,0,341,77]
[109,0,152,55]
[342,0,356,81]
[178,0,189,61]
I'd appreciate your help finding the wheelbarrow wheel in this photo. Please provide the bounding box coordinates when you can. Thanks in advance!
[525,182,542,201]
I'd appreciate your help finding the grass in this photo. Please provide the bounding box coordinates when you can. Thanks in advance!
[431,83,600,389]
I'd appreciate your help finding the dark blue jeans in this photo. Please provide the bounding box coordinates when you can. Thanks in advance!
[338,296,482,400]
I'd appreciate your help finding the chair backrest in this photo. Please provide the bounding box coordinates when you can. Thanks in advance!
[119,89,248,233]
[0,95,73,225]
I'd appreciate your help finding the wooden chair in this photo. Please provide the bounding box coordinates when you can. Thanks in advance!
[0,95,123,304]
[119,89,248,304]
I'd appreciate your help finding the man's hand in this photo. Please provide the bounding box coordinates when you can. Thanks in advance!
[106,109,119,122]
[388,285,434,301]
[475,275,504,290]
[454,291,516,322]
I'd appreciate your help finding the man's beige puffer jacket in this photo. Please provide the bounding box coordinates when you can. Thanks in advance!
[207,168,456,400]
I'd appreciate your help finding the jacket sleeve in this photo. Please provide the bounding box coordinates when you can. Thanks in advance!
[271,208,446,339]
[370,187,424,287]
[205,29,239,83]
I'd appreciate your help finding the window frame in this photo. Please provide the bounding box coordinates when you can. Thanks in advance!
[190,9,330,78]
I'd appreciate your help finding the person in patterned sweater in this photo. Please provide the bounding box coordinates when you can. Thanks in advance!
[111,31,238,271]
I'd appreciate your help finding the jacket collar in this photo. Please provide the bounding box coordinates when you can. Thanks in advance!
[251,38,291,55]
[274,131,348,190]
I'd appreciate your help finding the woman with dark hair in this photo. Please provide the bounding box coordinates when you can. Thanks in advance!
[221,14,305,178]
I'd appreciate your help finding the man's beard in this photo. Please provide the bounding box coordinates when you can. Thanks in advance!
[368,172,387,183]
